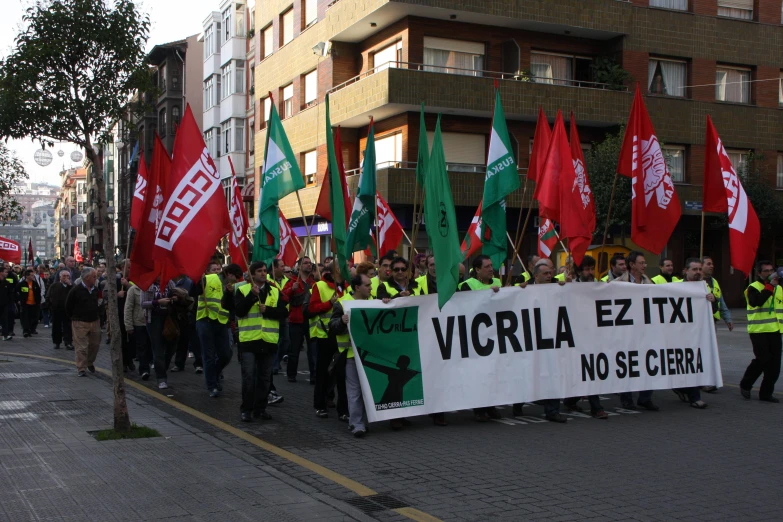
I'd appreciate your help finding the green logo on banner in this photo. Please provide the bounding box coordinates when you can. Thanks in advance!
[349,306,424,411]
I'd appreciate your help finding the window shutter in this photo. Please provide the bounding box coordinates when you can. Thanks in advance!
[283,84,294,101]
[423,37,484,55]
[427,132,486,165]
[718,0,752,8]
[306,0,318,25]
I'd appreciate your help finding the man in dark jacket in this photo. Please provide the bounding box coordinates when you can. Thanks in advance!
[65,268,101,377]
[17,269,41,337]
[47,269,74,350]
[4,262,18,338]
[0,264,11,341]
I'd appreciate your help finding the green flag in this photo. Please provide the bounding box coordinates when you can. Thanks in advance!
[345,120,377,257]
[415,103,428,188]
[424,116,461,309]
[481,88,520,270]
[325,94,350,280]
[253,101,306,264]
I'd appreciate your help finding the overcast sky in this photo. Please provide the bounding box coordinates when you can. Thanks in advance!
[0,0,221,186]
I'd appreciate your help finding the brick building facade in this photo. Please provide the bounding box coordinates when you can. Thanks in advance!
[255,0,783,305]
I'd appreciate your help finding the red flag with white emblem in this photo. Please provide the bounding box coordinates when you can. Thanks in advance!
[376,192,404,257]
[617,85,681,254]
[153,104,230,286]
[276,211,301,268]
[460,202,484,259]
[563,113,596,265]
[703,116,759,275]
[131,152,148,231]
[0,237,21,264]
[227,157,249,272]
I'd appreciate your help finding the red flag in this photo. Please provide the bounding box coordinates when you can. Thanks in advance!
[460,202,484,259]
[703,116,760,275]
[131,152,148,231]
[0,236,21,264]
[538,218,557,259]
[73,241,83,263]
[228,157,249,272]
[314,127,351,221]
[530,106,552,200]
[617,85,681,254]
[537,110,568,224]
[153,104,230,286]
[376,192,404,257]
[276,211,301,268]
[27,239,33,265]
[564,113,596,265]
[129,134,170,289]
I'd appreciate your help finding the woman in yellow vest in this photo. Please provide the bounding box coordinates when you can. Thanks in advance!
[234,261,289,422]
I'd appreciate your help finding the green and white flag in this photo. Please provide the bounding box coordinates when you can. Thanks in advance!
[424,116,461,310]
[325,94,350,281]
[481,88,520,270]
[254,100,306,264]
[345,120,377,257]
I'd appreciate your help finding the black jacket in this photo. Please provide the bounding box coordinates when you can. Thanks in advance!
[16,279,42,306]
[65,283,99,322]
[47,282,73,310]
[747,280,777,308]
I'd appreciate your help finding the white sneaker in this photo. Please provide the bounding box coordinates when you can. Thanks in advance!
[158,382,168,389]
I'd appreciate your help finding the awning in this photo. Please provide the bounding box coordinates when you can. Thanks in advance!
[241,179,255,202]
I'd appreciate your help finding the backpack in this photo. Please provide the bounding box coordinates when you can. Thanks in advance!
[301,285,313,320]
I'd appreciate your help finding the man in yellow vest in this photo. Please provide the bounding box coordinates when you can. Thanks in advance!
[377,257,417,299]
[600,253,627,282]
[235,261,289,422]
[740,260,781,403]
[370,252,395,298]
[651,258,682,284]
[195,263,242,398]
[458,255,501,294]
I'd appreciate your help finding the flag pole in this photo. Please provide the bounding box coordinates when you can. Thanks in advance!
[553,228,572,278]
[598,171,618,266]
[506,178,529,285]
[408,181,420,266]
[410,188,425,256]
[295,191,316,264]
[699,210,705,259]
[506,205,534,286]
[123,228,133,278]
[505,231,526,273]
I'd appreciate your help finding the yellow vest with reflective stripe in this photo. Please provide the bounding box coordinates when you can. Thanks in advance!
[310,280,336,339]
[236,283,280,344]
[370,276,381,298]
[707,278,723,320]
[335,293,368,358]
[555,273,565,282]
[415,275,429,296]
[460,277,501,291]
[745,281,781,334]
[652,274,683,284]
[382,281,399,297]
[196,273,229,324]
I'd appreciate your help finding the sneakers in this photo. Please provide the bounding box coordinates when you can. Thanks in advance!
[188,352,194,359]
[240,412,252,422]
[88,366,95,374]
[209,388,220,398]
[77,370,86,377]
[315,409,328,418]
[268,392,284,405]
[282,355,288,363]
[158,382,168,390]
[740,387,751,400]
[141,372,150,381]
[194,366,203,374]
[546,413,568,423]
[3,336,11,341]
[592,410,609,420]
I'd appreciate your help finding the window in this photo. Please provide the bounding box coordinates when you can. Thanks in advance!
[373,133,403,168]
[262,97,272,127]
[373,41,402,72]
[172,107,180,133]
[305,0,317,27]
[159,64,166,90]
[304,70,317,106]
[171,67,180,90]
[222,121,231,154]
[718,0,752,20]
[281,8,294,46]
[221,62,232,99]
[219,120,244,154]
[204,76,215,109]
[303,150,317,185]
[426,131,486,166]
[663,146,686,183]
[283,83,294,118]
[649,0,687,9]
[648,59,686,97]
[235,120,245,153]
[777,155,783,189]
[248,119,255,154]
[716,67,750,104]
[204,129,215,159]
[262,25,273,58]
[235,4,245,39]
[726,150,750,175]
[235,60,245,95]
[530,52,591,86]
[159,109,166,136]
[423,37,484,77]
[222,7,231,43]
[204,24,215,59]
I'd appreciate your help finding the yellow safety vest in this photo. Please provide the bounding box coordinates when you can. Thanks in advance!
[652,274,683,284]
[601,274,609,282]
[555,273,566,282]
[706,278,723,320]
[370,276,381,298]
[236,283,280,344]
[459,277,501,291]
[196,273,229,324]
[310,280,336,339]
[381,280,400,298]
[745,281,782,334]
[415,275,429,296]
[334,293,370,359]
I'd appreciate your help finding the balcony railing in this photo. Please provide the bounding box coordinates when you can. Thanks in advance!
[327,61,628,96]
[344,161,528,178]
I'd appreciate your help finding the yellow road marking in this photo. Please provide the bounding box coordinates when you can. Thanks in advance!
[0,351,441,521]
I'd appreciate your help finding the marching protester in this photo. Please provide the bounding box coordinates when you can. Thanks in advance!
[4,262,18,338]
[739,260,781,403]
[612,251,659,411]
[65,268,101,377]
[371,252,394,297]
[377,256,417,299]
[141,276,179,389]
[701,255,732,394]
[414,253,427,278]
[235,261,288,422]
[17,269,41,337]
[124,276,151,379]
[270,259,290,376]
[651,258,682,284]
[47,270,73,350]
[171,273,197,374]
[35,265,49,328]
[601,253,627,282]
[458,255,501,293]
[282,256,317,383]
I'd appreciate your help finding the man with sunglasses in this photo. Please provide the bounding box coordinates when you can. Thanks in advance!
[376,257,418,300]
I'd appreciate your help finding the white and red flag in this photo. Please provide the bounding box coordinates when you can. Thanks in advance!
[617,85,681,254]
[130,152,148,231]
[153,104,230,286]
[276,211,301,268]
[538,218,557,259]
[0,237,21,264]
[703,115,759,275]
[563,113,596,265]
[73,241,84,263]
[227,157,249,273]
[460,202,484,259]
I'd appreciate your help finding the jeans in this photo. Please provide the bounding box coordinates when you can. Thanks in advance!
[273,318,290,372]
[286,323,307,379]
[240,349,275,413]
[345,359,367,432]
[41,307,50,327]
[198,320,233,392]
[51,308,72,346]
[132,326,151,375]
[21,304,39,334]
[308,338,318,383]
[146,315,177,382]
[741,332,782,400]
[619,390,653,406]
[564,395,603,413]
[313,336,336,410]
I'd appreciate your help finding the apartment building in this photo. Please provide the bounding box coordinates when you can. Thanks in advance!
[53,168,88,260]
[255,0,783,304]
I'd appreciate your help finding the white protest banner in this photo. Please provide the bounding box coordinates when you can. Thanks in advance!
[344,281,721,423]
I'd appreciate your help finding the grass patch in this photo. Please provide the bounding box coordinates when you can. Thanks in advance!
[92,424,161,441]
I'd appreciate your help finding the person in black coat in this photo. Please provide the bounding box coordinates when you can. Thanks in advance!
[16,269,41,337]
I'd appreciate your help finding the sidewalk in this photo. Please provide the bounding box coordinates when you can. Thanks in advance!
[0,353,372,522]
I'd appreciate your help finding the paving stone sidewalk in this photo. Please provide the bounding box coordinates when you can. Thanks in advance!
[0,354,374,522]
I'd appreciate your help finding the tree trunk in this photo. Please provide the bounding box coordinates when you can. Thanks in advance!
[86,143,132,433]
